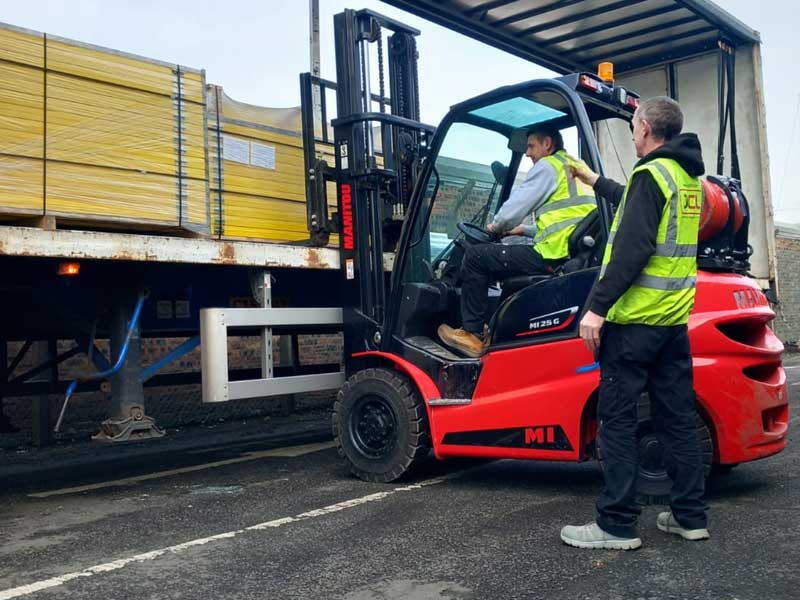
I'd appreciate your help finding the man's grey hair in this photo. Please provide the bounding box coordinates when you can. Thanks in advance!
[637,96,683,141]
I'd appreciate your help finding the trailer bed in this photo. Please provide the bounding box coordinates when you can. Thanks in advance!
[0,226,343,269]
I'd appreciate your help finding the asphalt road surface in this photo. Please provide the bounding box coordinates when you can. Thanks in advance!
[1,359,799,600]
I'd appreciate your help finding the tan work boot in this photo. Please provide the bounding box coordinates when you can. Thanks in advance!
[438,324,484,358]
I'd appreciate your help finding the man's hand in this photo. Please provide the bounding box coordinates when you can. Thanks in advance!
[569,163,600,187]
[503,225,527,236]
[486,223,496,233]
[579,310,605,355]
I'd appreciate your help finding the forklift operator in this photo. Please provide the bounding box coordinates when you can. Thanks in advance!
[438,123,597,357]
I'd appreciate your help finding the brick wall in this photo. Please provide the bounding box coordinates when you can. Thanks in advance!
[772,236,800,349]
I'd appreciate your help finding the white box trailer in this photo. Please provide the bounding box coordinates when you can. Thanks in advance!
[598,42,776,286]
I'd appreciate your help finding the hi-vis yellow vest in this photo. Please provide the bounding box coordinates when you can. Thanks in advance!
[534,151,597,260]
[602,157,702,325]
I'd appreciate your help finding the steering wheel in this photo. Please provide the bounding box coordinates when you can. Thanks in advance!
[457,221,499,245]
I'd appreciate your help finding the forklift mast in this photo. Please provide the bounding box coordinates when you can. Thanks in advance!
[300,9,433,358]
[300,9,427,247]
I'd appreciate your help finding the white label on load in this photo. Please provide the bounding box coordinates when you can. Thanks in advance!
[346,259,355,280]
[222,135,249,164]
[251,143,276,170]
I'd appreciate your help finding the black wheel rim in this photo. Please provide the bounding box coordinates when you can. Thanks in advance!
[638,430,668,483]
[349,395,398,460]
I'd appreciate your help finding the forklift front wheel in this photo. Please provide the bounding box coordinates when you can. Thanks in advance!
[333,368,430,483]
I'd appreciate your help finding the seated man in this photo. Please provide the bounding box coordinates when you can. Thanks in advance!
[438,123,597,357]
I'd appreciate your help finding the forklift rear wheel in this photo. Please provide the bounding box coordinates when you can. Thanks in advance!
[599,394,713,504]
[333,368,430,483]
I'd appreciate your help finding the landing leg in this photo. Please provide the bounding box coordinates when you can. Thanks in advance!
[93,292,164,442]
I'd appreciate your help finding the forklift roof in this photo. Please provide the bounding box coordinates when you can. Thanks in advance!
[380,0,760,74]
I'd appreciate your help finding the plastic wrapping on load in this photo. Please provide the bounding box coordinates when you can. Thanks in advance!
[0,22,210,233]
[0,61,44,159]
[46,162,181,224]
[0,27,44,217]
[0,24,44,67]
[0,155,43,215]
[209,85,336,242]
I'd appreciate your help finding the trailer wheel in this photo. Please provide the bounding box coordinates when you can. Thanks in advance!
[599,394,713,505]
[332,368,430,483]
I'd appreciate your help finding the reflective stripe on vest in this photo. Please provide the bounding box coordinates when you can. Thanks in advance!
[532,151,597,261]
[601,157,702,325]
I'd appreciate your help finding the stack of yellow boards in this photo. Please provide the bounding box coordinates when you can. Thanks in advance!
[0,23,210,234]
[207,85,336,242]
[0,22,344,243]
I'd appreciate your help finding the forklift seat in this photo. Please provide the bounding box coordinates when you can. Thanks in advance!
[499,209,600,296]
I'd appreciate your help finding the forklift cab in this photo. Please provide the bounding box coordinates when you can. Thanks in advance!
[382,74,638,380]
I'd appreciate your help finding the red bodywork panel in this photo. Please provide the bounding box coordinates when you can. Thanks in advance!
[689,273,788,464]
[424,271,788,465]
[351,350,444,448]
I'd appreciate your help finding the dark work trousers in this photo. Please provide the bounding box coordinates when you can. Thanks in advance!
[460,243,553,335]
[596,322,708,538]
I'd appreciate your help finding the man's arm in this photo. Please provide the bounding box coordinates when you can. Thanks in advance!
[593,176,625,209]
[588,171,666,317]
[569,164,624,209]
[490,160,557,233]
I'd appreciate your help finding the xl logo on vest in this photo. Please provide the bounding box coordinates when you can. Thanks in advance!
[680,189,702,216]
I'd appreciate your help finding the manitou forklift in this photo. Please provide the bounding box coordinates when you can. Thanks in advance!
[299,8,788,497]
[205,8,788,500]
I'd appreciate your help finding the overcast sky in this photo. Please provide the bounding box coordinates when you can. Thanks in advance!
[3,0,798,221]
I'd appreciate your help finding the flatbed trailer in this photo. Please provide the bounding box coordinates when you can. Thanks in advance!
[0,226,343,269]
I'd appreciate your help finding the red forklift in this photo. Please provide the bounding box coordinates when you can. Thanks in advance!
[295,8,788,499]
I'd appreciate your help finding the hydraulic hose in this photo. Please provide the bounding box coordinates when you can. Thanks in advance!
[54,293,147,433]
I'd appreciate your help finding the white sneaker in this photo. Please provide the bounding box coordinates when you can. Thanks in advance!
[656,512,710,541]
[560,522,642,550]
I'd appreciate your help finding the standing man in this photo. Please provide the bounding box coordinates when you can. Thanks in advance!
[438,124,596,357]
[560,97,709,550]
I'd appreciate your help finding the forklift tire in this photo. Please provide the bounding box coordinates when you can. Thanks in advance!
[333,368,430,483]
[599,394,713,505]
[711,463,738,476]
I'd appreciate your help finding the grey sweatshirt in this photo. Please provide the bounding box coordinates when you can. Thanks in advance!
[491,158,558,238]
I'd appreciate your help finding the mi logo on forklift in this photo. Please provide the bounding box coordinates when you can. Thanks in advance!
[341,183,354,250]
[733,288,767,309]
[525,426,556,445]
[442,425,573,451]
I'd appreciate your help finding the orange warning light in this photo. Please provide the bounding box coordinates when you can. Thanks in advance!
[57,262,81,276]
[597,62,614,83]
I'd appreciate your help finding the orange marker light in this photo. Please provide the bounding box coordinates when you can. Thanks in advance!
[57,262,81,276]
[598,62,614,83]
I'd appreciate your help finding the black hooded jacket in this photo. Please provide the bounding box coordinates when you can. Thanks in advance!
[589,133,705,318]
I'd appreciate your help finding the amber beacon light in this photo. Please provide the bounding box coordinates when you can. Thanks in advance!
[597,62,614,83]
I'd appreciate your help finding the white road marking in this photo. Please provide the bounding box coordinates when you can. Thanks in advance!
[27,441,335,499]
[1,476,448,600]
